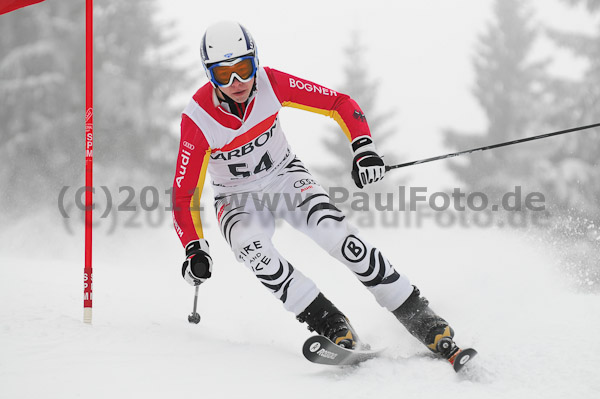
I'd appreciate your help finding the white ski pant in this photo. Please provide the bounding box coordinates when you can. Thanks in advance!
[213,157,413,316]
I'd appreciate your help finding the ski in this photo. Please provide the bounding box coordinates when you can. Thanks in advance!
[303,335,478,372]
[302,335,383,366]
[448,347,478,372]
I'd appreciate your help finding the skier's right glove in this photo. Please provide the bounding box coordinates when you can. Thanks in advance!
[181,239,213,286]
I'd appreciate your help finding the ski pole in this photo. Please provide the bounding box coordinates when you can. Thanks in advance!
[187,285,201,324]
[385,122,600,171]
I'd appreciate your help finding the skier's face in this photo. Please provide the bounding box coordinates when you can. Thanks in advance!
[219,77,255,103]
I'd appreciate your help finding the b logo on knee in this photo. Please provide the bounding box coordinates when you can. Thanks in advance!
[341,235,367,263]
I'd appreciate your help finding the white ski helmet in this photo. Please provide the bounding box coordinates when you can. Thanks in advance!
[200,21,259,86]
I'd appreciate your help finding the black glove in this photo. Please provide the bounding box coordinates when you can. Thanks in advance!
[181,239,213,286]
[351,136,386,189]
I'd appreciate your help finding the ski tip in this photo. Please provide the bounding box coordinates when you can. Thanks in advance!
[451,348,478,372]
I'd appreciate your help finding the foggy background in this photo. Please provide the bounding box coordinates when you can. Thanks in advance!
[1,0,598,289]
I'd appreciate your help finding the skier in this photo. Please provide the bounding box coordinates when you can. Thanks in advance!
[173,21,461,359]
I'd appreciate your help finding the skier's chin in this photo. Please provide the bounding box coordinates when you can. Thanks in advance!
[219,78,254,103]
[230,90,250,103]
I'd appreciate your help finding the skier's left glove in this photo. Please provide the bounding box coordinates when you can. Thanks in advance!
[181,239,213,286]
[351,136,386,189]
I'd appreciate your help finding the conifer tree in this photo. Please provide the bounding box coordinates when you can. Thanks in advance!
[443,0,547,198]
[538,0,600,218]
[0,0,188,215]
[315,31,397,191]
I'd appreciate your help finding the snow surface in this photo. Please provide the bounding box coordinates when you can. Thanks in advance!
[1,210,600,399]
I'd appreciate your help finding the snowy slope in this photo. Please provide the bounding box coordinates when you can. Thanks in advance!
[1,210,600,399]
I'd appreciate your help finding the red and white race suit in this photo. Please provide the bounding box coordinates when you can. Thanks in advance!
[172,67,412,315]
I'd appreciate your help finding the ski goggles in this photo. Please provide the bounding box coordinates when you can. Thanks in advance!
[207,56,257,87]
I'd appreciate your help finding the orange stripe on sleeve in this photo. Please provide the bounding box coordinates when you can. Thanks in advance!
[282,101,352,141]
[190,149,212,239]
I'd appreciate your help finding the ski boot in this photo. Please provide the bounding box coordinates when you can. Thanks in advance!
[392,286,459,360]
[297,293,359,349]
